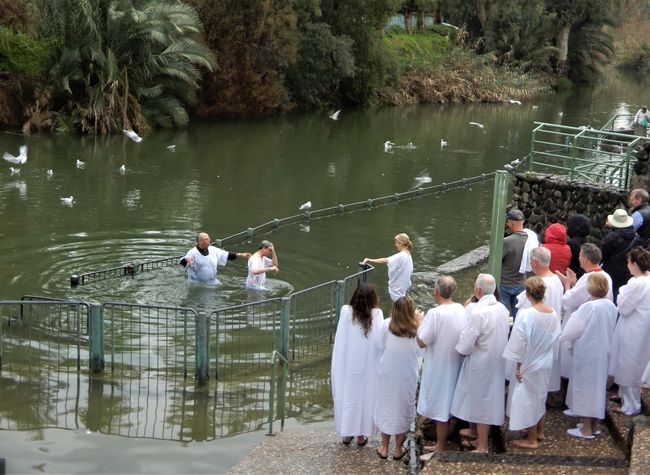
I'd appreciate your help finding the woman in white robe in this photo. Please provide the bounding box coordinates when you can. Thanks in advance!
[374,297,421,460]
[609,246,650,416]
[363,233,413,301]
[505,276,561,449]
[561,273,617,439]
[331,283,384,445]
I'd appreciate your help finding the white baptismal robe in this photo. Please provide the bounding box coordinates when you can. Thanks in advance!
[610,275,650,388]
[417,303,466,422]
[560,270,613,378]
[504,307,561,431]
[374,318,421,435]
[514,274,564,391]
[561,299,617,419]
[331,305,384,437]
[450,295,510,426]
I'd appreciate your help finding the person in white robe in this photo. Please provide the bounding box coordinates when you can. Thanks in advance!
[555,243,613,379]
[514,247,564,392]
[331,283,384,445]
[374,297,421,460]
[561,273,617,439]
[245,240,279,289]
[363,233,413,301]
[609,246,650,416]
[505,276,561,449]
[179,232,250,285]
[416,276,466,460]
[450,273,510,453]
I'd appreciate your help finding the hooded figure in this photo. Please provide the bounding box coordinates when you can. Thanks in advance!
[567,215,592,280]
[542,223,571,275]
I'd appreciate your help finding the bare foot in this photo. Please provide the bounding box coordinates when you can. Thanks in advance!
[513,439,539,449]
[469,448,489,454]
[393,447,407,460]
[459,428,477,439]
[420,451,437,462]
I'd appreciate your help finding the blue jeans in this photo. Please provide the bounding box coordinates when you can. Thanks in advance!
[499,285,524,319]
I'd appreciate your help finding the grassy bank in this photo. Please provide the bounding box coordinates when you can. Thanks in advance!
[381,28,554,106]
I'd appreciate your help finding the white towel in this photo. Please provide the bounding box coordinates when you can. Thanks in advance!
[518,228,539,273]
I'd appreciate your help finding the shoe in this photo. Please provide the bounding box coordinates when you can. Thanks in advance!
[567,427,594,439]
[357,435,368,446]
[613,406,641,416]
[393,449,407,461]
[342,437,353,445]
[576,423,601,436]
[376,449,388,460]
[563,408,577,416]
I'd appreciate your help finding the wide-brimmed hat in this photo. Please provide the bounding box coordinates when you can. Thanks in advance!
[607,209,633,228]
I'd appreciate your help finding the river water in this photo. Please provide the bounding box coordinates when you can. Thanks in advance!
[0,71,646,473]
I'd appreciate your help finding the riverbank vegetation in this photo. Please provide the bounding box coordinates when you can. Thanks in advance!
[0,0,648,133]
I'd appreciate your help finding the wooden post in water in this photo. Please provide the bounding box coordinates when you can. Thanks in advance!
[88,304,105,373]
[195,313,209,384]
[488,170,509,285]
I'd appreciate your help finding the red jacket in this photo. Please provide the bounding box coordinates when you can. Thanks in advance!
[543,223,571,274]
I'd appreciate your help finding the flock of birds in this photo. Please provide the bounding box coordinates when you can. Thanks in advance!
[2,129,176,206]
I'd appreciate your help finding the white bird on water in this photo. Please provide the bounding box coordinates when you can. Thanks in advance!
[119,164,126,174]
[3,145,28,165]
[299,201,312,211]
[532,105,539,110]
[166,145,176,151]
[123,129,143,143]
[508,99,522,105]
[60,196,74,206]
[440,139,448,149]
[469,121,485,129]
[9,167,20,175]
[329,109,341,121]
[76,159,85,168]
[47,169,54,177]
[384,141,394,152]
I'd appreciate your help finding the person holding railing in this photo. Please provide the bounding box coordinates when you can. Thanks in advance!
[245,240,279,290]
[362,233,413,301]
[179,232,251,285]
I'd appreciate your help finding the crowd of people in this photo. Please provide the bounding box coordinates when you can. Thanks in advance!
[330,189,650,462]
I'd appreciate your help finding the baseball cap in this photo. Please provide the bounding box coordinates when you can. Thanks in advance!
[506,209,525,221]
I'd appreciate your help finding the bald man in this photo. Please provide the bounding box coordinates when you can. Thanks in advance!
[180,232,250,284]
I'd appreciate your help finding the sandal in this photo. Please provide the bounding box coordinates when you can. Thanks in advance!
[461,439,478,450]
[393,448,407,461]
[357,435,368,446]
[376,449,388,460]
[342,436,353,445]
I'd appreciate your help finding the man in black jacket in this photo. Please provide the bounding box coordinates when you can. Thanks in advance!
[629,189,650,247]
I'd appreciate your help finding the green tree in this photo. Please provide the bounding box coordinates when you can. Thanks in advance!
[26,0,215,134]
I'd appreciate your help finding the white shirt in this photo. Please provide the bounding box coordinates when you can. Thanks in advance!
[386,250,413,301]
[180,246,229,284]
[246,253,273,289]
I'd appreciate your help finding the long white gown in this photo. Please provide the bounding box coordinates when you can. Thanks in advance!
[560,270,613,378]
[416,303,466,422]
[386,250,413,301]
[374,318,421,435]
[609,275,650,388]
[450,294,510,426]
[561,298,617,419]
[331,305,384,437]
[504,307,561,431]
[515,274,564,391]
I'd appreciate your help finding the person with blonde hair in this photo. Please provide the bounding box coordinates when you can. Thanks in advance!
[505,276,561,449]
[363,233,414,301]
[561,273,617,439]
[331,283,384,446]
[374,297,421,460]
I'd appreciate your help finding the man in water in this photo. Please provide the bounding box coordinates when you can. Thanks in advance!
[246,240,279,290]
[634,106,650,136]
[180,232,250,285]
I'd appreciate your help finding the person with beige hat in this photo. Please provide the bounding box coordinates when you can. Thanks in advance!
[601,209,641,301]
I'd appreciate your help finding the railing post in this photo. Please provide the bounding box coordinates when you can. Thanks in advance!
[487,170,509,285]
[195,313,209,385]
[279,297,291,430]
[335,280,345,328]
[88,304,104,373]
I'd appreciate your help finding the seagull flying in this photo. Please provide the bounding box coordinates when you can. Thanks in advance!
[384,141,394,152]
[166,145,176,151]
[76,159,85,168]
[410,169,432,190]
[119,164,126,174]
[60,196,74,206]
[440,139,448,149]
[329,109,341,121]
[123,129,143,143]
[508,99,522,105]
[3,145,28,165]
[9,167,20,175]
[299,201,312,211]
[469,122,485,129]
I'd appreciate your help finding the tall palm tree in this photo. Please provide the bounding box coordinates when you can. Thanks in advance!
[26,0,215,134]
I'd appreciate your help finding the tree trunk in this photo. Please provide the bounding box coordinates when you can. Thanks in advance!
[556,24,570,75]
[404,11,412,34]
[417,11,424,32]
[475,0,487,32]
[434,1,442,24]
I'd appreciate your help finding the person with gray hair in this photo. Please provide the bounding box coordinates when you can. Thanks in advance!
[246,240,279,290]
[514,246,564,394]
[555,243,613,380]
[450,273,509,453]
[629,188,650,246]
[417,276,466,459]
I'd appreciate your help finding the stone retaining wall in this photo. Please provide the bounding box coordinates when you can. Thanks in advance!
[510,173,629,244]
